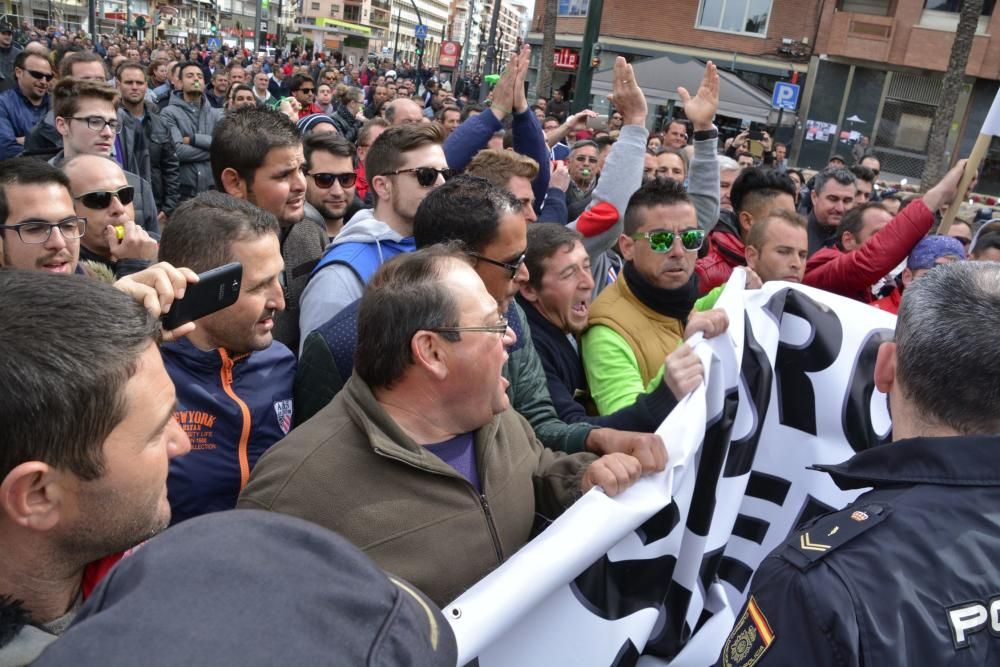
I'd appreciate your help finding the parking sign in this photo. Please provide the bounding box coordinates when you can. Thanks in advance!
[771,82,800,111]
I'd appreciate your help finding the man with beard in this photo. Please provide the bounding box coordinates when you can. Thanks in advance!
[160,61,222,201]
[0,50,51,158]
[0,270,191,664]
[158,192,295,524]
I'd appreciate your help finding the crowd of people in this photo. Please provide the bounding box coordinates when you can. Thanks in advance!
[0,24,998,667]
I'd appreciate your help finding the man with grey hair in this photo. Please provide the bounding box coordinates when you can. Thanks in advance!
[720,259,1000,665]
[807,167,857,256]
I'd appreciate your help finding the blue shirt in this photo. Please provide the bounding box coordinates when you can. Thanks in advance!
[425,433,480,492]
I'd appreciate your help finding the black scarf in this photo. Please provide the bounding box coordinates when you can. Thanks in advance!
[622,261,700,325]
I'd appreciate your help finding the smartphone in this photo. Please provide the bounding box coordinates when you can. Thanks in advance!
[749,129,764,141]
[161,262,243,331]
[586,114,608,130]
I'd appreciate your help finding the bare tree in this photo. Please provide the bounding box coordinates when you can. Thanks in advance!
[535,0,557,101]
[920,0,984,191]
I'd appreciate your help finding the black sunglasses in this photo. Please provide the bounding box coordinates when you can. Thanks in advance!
[25,68,54,81]
[468,251,526,279]
[309,171,357,189]
[73,185,136,210]
[385,167,453,187]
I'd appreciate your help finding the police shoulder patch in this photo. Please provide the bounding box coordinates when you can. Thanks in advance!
[782,502,892,570]
[721,595,775,667]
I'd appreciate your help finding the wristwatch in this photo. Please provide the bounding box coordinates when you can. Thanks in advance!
[692,127,719,141]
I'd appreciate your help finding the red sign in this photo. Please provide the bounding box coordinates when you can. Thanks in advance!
[439,40,462,69]
[554,47,579,71]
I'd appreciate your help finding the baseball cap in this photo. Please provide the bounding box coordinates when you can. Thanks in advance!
[32,511,457,667]
[0,21,13,33]
[907,235,966,270]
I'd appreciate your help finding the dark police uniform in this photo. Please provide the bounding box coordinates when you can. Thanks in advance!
[717,435,1000,667]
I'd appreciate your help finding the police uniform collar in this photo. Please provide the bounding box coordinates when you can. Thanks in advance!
[812,435,1000,490]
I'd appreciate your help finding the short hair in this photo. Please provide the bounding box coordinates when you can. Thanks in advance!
[786,168,805,184]
[525,223,583,290]
[850,164,876,184]
[227,83,255,102]
[0,270,159,481]
[148,58,168,77]
[52,77,119,119]
[461,104,485,122]
[745,208,806,250]
[655,147,690,177]
[569,140,598,154]
[666,118,690,134]
[212,68,230,82]
[57,50,106,78]
[340,86,362,105]
[972,231,1000,258]
[303,132,355,170]
[595,135,616,151]
[729,167,797,215]
[288,72,312,93]
[14,50,49,71]
[718,155,740,173]
[178,60,203,78]
[413,175,521,252]
[623,179,693,235]
[813,167,857,197]
[836,201,886,248]
[158,191,280,273]
[436,104,461,122]
[210,106,301,191]
[365,123,446,202]
[355,245,468,390]
[895,262,1000,433]
[0,158,71,229]
[115,59,145,81]
[466,149,539,187]
[357,117,389,147]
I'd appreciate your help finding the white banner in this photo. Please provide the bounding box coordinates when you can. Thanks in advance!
[445,272,898,666]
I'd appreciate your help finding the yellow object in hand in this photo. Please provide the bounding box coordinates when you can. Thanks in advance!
[114,225,125,240]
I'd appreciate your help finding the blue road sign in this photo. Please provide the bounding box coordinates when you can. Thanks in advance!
[207,36,221,50]
[771,82,800,111]
[414,24,428,39]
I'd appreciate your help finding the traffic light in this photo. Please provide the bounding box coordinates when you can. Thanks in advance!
[210,22,218,34]
[415,38,424,57]
[135,15,147,30]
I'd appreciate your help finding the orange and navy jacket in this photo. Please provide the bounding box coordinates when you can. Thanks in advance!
[162,338,296,524]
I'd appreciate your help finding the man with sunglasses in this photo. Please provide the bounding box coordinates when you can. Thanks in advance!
[582,179,728,415]
[299,122,449,344]
[65,155,158,279]
[0,50,51,159]
[289,73,322,119]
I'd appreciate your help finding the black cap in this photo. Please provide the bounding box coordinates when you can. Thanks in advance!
[0,21,13,33]
[33,511,458,667]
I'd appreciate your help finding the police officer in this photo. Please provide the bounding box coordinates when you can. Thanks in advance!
[717,260,1000,667]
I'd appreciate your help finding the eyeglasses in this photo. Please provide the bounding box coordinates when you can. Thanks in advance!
[73,185,135,210]
[630,228,705,253]
[385,167,453,187]
[309,171,358,189]
[24,69,54,81]
[69,116,124,134]
[0,216,86,243]
[429,314,510,338]
[299,87,315,93]
[468,250,526,279]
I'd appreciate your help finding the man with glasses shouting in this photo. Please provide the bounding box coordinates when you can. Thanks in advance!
[299,122,449,343]
[582,179,728,415]
[0,50,52,159]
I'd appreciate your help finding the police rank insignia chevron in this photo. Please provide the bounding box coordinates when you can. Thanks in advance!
[722,596,774,666]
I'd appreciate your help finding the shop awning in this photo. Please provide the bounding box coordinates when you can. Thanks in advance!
[591,53,774,123]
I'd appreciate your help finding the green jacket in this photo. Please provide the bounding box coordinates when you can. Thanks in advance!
[238,373,595,607]
[293,300,595,453]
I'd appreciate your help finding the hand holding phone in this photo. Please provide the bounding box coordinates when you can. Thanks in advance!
[161,262,243,331]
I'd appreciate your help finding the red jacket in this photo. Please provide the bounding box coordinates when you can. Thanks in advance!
[297,104,325,119]
[804,199,934,302]
[695,230,746,295]
[872,288,901,314]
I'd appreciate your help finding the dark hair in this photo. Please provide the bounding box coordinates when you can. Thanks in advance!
[357,117,389,147]
[813,167,856,197]
[52,77,119,120]
[835,201,887,249]
[227,83,255,102]
[413,175,520,252]
[525,223,583,290]
[623,178,692,235]
[972,231,1000,259]
[0,158,71,229]
[115,59,145,81]
[460,104,485,123]
[14,50,47,71]
[595,135,616,151]
[850,164,876,184]
[896,262,1000,433]
[57,50,106,79]
[665,118,690,135]
[289,72,312,93]
[303,132,355,170]
[210,106,301,191]
[355,245,468,390]
[158,191,280,273]
[178,60,203,79]
[786,168,804,184]
[729,167,797,216]
[0,270,159,481]
[365,123,445,203]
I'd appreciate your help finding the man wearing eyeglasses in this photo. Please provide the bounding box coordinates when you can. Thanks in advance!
[0,50,51,159]
[299,122,448,344]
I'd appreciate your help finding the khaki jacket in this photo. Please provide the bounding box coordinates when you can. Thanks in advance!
[238,374,595,606]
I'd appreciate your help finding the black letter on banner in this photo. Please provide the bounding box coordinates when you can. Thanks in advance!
[842,328,893,452]
[765,289,843,435]
[724,312,773,478]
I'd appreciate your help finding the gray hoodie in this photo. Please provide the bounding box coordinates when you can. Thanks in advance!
[298,208,409,350]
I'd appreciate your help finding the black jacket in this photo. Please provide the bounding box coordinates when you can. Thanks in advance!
[807,211,838,257]
[134,102,181,214]
[718,435,1000,667]
[517,295,675,433]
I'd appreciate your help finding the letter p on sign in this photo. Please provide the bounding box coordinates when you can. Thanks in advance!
[771,82,800,111]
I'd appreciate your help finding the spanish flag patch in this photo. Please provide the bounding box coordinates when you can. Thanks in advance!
[721,596,774,667]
